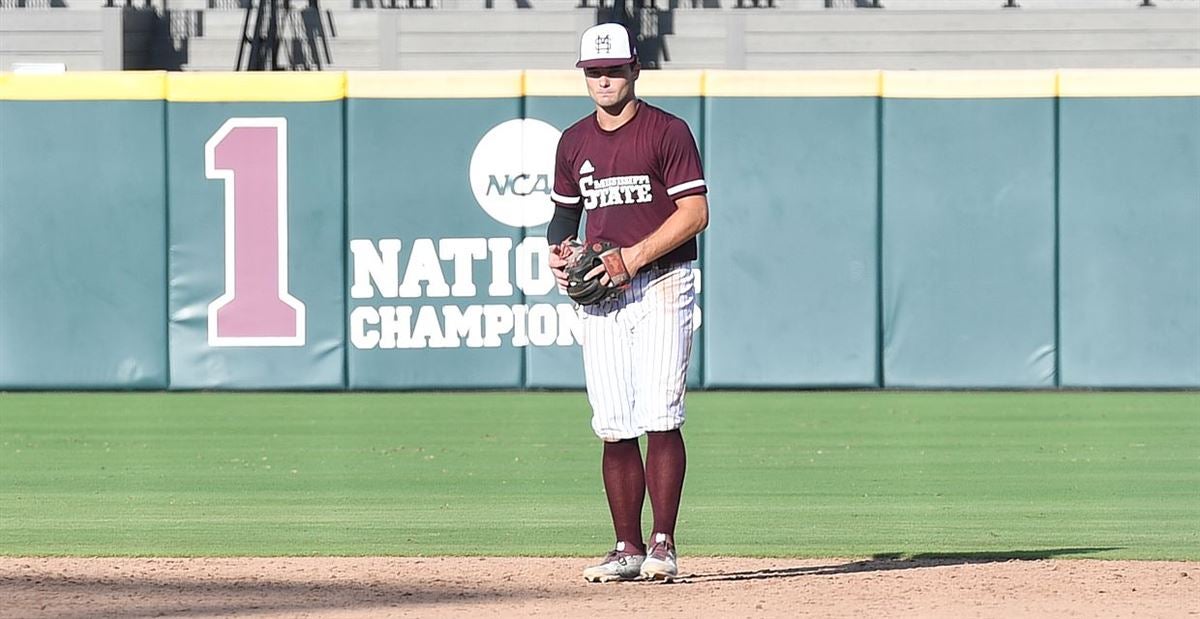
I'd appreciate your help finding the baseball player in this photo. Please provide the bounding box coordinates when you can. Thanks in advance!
[546,22,709,583]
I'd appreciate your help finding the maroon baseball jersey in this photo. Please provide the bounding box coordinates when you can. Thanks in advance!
[551,101,707,264]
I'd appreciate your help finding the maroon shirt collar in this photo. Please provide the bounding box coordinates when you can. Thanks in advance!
[591,99,643,136]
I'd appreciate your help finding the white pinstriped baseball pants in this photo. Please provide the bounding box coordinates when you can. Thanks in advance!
[579,264,695,442]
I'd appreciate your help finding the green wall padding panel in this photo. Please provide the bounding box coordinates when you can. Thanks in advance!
[166,102,345,389]
[346,98,526,389]
[703,96,880,387]
[1059,97,1200,387]
[882,98,1056,388]
[0,100,167,389]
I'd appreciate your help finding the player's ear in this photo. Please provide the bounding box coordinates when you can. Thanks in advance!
[630,62,641,81]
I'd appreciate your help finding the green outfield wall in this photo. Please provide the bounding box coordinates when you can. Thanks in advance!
[703,73,880,388]
[165,74,346,390]
[0,69,1196,390]
[880,73,1058,388]
[1057,74,1200,388]
[0,74,168,389]
[345,74,526,389]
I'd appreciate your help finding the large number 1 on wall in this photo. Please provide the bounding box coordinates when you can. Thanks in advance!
[204,118,306,347]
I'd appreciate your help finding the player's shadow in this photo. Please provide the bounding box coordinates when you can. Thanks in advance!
[7,573,518,619]
[675,547,1123,583]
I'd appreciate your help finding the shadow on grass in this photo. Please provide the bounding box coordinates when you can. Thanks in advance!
[677,547,1123,583]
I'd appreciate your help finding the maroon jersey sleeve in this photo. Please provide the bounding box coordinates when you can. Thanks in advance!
[660,119,707,200]
[552,134,581,209]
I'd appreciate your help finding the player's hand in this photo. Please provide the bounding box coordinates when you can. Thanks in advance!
[549,240,572,291]
[587,247,641,286]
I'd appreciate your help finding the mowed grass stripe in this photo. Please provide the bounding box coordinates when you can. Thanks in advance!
[0,392,1196,559]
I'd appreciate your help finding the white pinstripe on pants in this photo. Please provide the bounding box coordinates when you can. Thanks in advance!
[579,264,695,442]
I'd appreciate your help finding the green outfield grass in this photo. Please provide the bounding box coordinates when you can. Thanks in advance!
[0,391,1196,560]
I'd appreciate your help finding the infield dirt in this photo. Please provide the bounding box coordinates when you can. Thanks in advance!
[2,557,1196,618]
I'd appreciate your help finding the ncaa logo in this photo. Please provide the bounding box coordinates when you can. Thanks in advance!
[468,118,561,228]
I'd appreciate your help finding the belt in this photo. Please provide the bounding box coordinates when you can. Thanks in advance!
[645,259,690,271]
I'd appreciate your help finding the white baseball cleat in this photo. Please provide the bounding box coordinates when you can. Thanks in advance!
[639,533,678,582]
[582,541,646,583]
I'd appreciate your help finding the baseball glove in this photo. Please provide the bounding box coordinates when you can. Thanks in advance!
[561,239,631,306]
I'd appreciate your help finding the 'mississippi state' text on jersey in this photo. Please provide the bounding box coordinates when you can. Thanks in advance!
[551,102,707,265]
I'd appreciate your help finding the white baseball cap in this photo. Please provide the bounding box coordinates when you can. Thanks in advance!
[576,23,638,69]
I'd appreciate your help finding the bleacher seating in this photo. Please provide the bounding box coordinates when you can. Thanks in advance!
[1,0,1197,71]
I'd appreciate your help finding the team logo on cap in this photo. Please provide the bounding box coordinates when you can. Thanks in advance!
[595,35,611,54]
